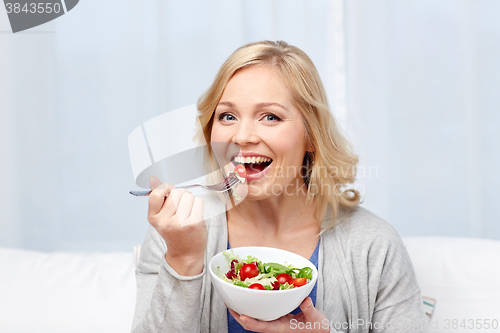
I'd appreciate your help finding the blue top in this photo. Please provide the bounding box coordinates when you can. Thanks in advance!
[227,240,320,333]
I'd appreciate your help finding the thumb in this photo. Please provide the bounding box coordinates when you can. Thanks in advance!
[299,297,329,331]
[299,297,316,317]
[149,176,162,190]
[300,297,324,322]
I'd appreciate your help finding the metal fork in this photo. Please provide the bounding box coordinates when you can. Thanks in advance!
[129,173,241,196]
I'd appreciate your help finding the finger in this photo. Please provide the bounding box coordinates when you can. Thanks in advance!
[149,176,162,190]
[184,197,204,226]
[228,306,289,333]
[176,192,195,224]
[227,308,257,331]
[299,297,320,321]
[227,307,240,319]
[147,183,172,220]
[162,188,187,218]
[238,314,278,333]
[227,308,246,328]
[300,297,313,310]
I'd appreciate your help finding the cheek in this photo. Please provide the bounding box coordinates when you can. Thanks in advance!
[210,123,228,142]
[271,129,306,156]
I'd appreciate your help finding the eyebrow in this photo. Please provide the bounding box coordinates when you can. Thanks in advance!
[216,101,289,111]
[217,101,234,107]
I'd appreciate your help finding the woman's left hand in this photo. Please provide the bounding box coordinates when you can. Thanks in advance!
[227,297,330,333]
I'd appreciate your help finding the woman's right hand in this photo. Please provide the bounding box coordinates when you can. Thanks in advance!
[147,176,207,276]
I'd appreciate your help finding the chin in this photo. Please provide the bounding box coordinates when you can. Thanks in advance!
[242,182,285,200]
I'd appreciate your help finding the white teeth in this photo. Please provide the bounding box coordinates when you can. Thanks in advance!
[234,156,272,164]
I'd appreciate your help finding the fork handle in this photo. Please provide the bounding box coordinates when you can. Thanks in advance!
[129,190,153,196]
[129,184,201,197]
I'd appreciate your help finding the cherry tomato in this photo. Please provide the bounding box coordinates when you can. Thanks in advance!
[234,164,246,179]
[248,283,265,290]
[239,263,259,281]
[276,273,292,285]
[290,278,307,287]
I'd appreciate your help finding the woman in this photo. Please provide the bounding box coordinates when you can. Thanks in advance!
[132,41,429,333]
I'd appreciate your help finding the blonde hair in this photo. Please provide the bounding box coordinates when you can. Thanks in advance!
[197,40,361,231]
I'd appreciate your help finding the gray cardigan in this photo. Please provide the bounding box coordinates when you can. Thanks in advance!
[132,195,429,333]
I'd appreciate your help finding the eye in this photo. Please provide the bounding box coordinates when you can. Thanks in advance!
[219,113,236,121]
[263,114,282,122]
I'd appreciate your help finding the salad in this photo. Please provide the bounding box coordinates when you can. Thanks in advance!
[229,164,246,201]
[231,163,246,183]
[218,250,313,290]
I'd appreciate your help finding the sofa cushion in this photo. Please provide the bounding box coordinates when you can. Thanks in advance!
[403,237,500,332]
[0,247,136,333]
[2,237,499,333]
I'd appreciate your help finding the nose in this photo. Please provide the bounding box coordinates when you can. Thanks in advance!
[232,120,259,146]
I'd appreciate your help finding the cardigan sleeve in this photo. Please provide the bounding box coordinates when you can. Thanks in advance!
[327,206,430,333]
[131,225,204,333]
[371,291,429,332]
[365,221,430,333]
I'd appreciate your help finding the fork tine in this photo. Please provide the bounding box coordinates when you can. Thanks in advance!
[224,175,239,189]
[223,173,236,183]
[230,177,240,187]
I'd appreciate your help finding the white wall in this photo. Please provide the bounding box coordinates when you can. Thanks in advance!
[345,0,500,239]
[0,0,336,251]
[0,0,498,251]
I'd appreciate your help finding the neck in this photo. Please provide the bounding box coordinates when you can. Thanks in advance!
[227,191,319,237]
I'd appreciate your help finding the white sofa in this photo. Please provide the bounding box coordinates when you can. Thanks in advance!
[1,237,499,333]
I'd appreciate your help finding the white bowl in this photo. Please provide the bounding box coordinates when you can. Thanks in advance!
[208,246,318,321]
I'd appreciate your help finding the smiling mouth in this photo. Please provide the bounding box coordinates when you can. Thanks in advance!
[231,156,273,175]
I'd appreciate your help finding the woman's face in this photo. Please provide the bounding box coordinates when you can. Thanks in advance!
[211,65,310,200]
